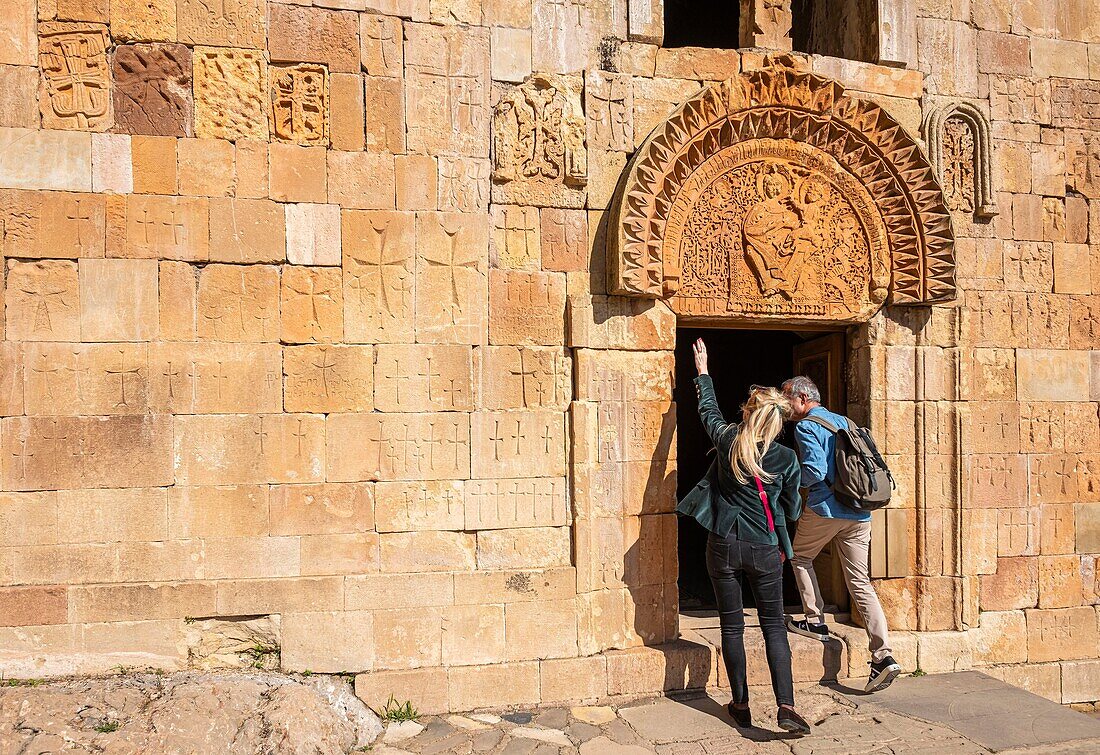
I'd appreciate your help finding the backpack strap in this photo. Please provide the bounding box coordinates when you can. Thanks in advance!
[800,414,840,433]
[753,475,776,533]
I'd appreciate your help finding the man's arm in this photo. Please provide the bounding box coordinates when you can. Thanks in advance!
[793,421,828,487]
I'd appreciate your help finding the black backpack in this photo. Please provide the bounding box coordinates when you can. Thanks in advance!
[801,415,895,512]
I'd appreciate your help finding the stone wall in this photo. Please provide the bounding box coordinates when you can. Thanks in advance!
[0,0,1097,710]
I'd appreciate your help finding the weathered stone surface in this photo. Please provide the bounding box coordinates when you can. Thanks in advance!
[268,143,327,204]
[327,413,471,482]
[488,270,566,346]
[193,47,267,141]
[329,151,395,209]
[476,526,570,569]
[6,259,81,341]
[438,156,490,212]
[329,73,365,152]
[174,414,325,485]
[471,410,566,478]
[78,258,158,341]
[1,190,106,259]
[479,346,571,410]
[490,205,540,269]
[269,3,360,73]
[286,203,341,266]
[342,210,415,344]
[269,482,374,536]
[284,344,373,413]
[490,26,532,83]
[360,12,403,77]
[374,344,474,412]
[1017,349,1091,401]
[112,43,192,137]
[0,65,38,128]
[208,198,286,264]
[0,127,92,191]
[195,263,280,341]
[270,64,329,147]
[281,265,344,343]
[176,0,265,48]
[364,75,405,154]
[1026,606,1099,662]
[0,0,36,66]
[415,212,489,345]
[111,0,176,42]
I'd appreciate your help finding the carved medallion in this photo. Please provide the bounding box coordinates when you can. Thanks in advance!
[39,23,112,131]
[667,140,888,321]
[270,63,328,146]
[492,73,587,208]
[611,55,956,318]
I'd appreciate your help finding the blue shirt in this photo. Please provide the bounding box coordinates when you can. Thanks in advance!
[793,406,871,522]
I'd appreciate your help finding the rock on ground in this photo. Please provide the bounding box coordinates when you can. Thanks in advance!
[0,671,382,754]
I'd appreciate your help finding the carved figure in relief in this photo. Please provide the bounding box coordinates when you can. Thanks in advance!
[40,24,112,130]
[741,166,799,297]
[270,64,328,145]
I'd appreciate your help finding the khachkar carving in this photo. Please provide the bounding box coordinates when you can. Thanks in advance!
[740,0,793,51]
[39,23,112,131]
[924,101,997,219]
[270,64,328,146]
[610,55,955,321]
[492,73,587,208]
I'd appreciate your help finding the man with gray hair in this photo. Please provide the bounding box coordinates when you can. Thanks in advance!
[781,375,901,693]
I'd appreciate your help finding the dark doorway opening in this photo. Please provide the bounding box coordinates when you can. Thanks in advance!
[791,0,879,63]
[663,0,739,49]
[674,326,827,612]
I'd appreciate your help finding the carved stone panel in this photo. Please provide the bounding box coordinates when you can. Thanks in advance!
[270,64,329,146]
[492,73,587,208]
[740,0,793,51]
[39,22,112,131]
[611,55,956,317]
[924,101,997,219]
[113,43,193,137]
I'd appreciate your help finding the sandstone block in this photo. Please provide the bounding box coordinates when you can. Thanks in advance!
[0,127,91,192]
[1053,243,1092,294]
[1078,504,1100,553]
[443,604,505,666]
[233,140,267,198]
[1039,554,1085,608]
[540,207,588,272]
[575,349,674,403]
[195,263,280,341]
[0,586,67,627]
[327,413,471,482]
[0,343,24,415]
[360,13,403,77]
[5,259,81,341]
[490,206,540,270]
[971,610,1028,666]
[540,655,608,704]
[69,582,215,623]
[113,43,193,136]
[573,399,677,466]
[215,576,344,615]
[268,482,373,537]
[208,198,285,264]
[131,135,177,194]
[476,526,570,570]
[286,203,341,266]
[465,477,569,530]
[342,210,416,343]
[193,47,267,141]
[91,133,133,193]
[471,410,566,478]
[998,506,1039,555]
[269,4,360,73]
[173,414,325,485]
[655,46,738,81]
[453,567,575,605]
[1033,37,1089,79]
[177,137,234,197]
[284,344,373,413]
[373,607,443,668]
[282,610,374,673]
[281,266,343,343]
[380,531,476,573]
[1042,504,1077,555]
[1021,403,1066,453]
[488,270,566,346]
[301,532,380,576]
[567,296,676,351]
[269,143,327,203]
[204,535,302,579]
[447,661,540,711]
[375,480,465,532]
[374,343,474,412]
[355,668,450,716]
[2,415,172,490]
[345,572,454,611]
[177,0,265,48]
[328,151,395,209]
[56,486,167,543]
[364,76,405,154]
[575,516,626,592]
[1,191,106,259]
[1018,349,1091,402]
[111,0,175,42]
[329,73,366,152]
[632,77,702,149]
[106,195,210,261]
[78,258,158,341]
[168,484,268,538]
[39,22,113,131]
[505,597,577,661]
[0,1,36,66]
[438,157,490,213]
[396,154,437,211]
[1026,606,1099,662]
[415,212,489,345]
[1061,660,1100,704]
[490,26,531,83]
[0,65,44,128]
[985,663,1062,703]
[478,346,572,410]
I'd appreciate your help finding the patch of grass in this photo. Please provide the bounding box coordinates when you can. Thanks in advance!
[910,667,926,677]
[377,694,419,723]
[301,669,313,677]
[95,720,120,733]
[1,678,46,687]
[245,643,280,670]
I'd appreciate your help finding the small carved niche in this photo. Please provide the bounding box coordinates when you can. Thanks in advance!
[924,101,997,219]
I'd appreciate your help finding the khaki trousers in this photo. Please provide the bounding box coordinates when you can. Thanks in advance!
[790,507,893,663]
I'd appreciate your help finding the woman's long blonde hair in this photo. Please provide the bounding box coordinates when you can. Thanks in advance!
[730,386,792,484]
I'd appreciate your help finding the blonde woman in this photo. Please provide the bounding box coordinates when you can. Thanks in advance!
[677,338,811,736]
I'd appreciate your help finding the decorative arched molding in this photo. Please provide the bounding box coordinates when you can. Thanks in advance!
[923,100,997,219]
[609,55,955,322]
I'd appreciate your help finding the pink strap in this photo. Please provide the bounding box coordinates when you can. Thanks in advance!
[753,476,776,533]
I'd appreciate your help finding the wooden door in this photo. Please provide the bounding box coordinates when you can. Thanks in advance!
[792,332,849,612]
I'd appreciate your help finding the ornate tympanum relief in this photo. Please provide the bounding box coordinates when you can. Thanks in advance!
[611,55,956,322]
[924,101,997,219]
[492,73,587,208]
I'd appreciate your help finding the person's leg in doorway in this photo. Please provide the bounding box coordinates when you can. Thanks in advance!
[742,543,794,707]
[788,508,843,637]
[705,533,750,708]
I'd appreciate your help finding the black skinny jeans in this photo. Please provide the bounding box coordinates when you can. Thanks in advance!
[706,531,795,707]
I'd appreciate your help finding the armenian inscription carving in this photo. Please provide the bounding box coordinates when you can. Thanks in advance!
[493,73,587,208]
[39,23,112,131]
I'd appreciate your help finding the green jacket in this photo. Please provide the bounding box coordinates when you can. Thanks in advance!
[676,375,803,559]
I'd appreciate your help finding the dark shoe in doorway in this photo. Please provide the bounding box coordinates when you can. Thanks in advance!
[777,706,811,736]
[786,616,830,642]
[866,656,902,692]
[726,702,751,728]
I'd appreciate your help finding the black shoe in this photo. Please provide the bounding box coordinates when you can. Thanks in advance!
[786,616,830,642]
[777,706,811,736]
[727,702,751,727]
[866,656,902,692]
